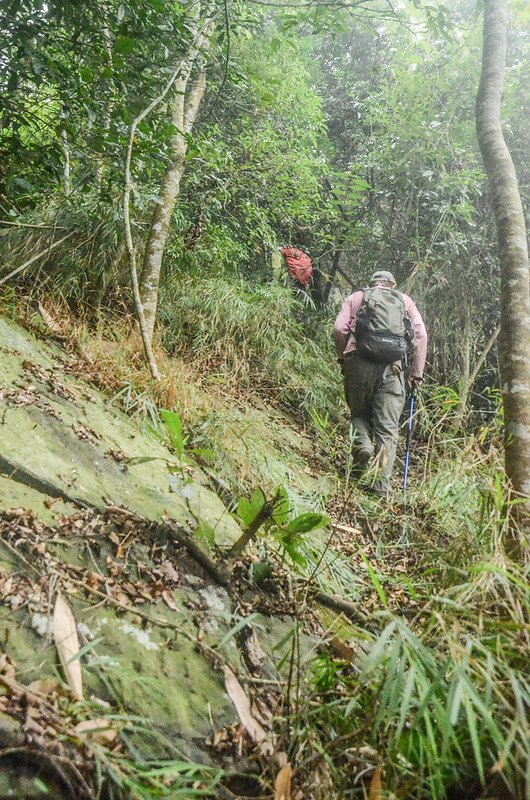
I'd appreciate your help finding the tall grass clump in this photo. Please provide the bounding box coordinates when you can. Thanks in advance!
[160,274,340,418]
[278,410,529,800]
[0,193,125,311]
[296,603,529,799]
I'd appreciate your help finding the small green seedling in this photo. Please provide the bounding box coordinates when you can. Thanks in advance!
[229,484,330,568]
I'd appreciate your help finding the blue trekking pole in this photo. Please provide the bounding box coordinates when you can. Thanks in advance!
[403,389,416,495]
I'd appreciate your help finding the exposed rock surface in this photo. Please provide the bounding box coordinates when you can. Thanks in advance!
[0,315,242,545]
[0,316,318,793]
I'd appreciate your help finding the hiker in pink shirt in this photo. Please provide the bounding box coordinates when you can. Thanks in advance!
[335,270,427,496]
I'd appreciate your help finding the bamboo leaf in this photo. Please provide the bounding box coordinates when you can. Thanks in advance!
[359,550,388,608]
[274,763,293,800]
[53,593,83,700]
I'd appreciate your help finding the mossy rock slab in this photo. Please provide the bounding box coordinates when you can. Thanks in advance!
[0,316,241,546]
[0,475,75,522]
[0,601,233,761]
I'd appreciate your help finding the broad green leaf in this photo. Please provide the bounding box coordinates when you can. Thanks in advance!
[237,487,266,526]
[284,512,330,536]
[283,543,308,569]
[191,447,217,463]
[160,409,185,458]
[272,485,290,524]
[115,35,136,54]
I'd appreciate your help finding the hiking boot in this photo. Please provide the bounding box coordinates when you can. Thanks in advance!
[366,479,390,499]
[353,447,373,468]
[362,485,387,500]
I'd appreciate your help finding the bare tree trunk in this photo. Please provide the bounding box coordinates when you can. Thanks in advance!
[124,133,161,381]
[139,18,214,342]
[123,63,190,381]
[122,9,214,378]
[461,307,472,397]
[61,129,71,196]
[476,0,530,519]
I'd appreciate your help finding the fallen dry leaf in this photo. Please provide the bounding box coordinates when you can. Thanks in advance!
[27,678,61,695]
[25,712,46,741]
[275,763,293,800]
[0,652,17,679]
[369,766,383,800]
[160,560,180,582]
[161,589,180,611]
[330,636,354,661]
[53,592,83,700]
[241,626,266,674]
[74,717,118,746]
[38,302,62,334]
[223,666,273,754]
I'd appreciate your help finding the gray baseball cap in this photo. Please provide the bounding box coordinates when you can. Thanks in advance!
[371,270,397,285]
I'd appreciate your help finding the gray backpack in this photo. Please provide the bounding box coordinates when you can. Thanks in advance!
[355,287,413,364]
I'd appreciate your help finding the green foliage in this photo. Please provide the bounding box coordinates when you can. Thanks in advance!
[301,599,530,799]
[160,409,186,459]
[2,3,529,798]
[234,484,330,567]
[237,487,267,526]
[0,194,125,306]
[287,442,530,799]
[160,275,339,419]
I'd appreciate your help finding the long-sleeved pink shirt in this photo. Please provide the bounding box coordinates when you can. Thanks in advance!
[334,288,428,378]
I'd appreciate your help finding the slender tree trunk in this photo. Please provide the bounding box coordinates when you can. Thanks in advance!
[476,0,530,515]
[316,247,343,305]
[61,129,71,196]
[122,13,212,379]
[140,18,213,342]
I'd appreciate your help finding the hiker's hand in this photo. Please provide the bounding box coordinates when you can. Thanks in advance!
[408,376,422,390]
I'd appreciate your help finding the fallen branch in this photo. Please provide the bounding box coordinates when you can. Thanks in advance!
[313,590,369,626]
[159,521,230,586]
[0,220,68,229]
[332,522,362,536]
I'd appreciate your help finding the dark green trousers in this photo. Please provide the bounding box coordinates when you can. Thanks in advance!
[344,353,405,493]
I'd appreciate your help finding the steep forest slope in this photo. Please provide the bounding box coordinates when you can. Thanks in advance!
[0,0,529,798]
[0,307,528,800]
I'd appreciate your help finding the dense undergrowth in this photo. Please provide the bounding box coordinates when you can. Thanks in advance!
[160,274,338,416]
[0,288,528,800]
[1,0,529,795]
[287,441,529,800]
